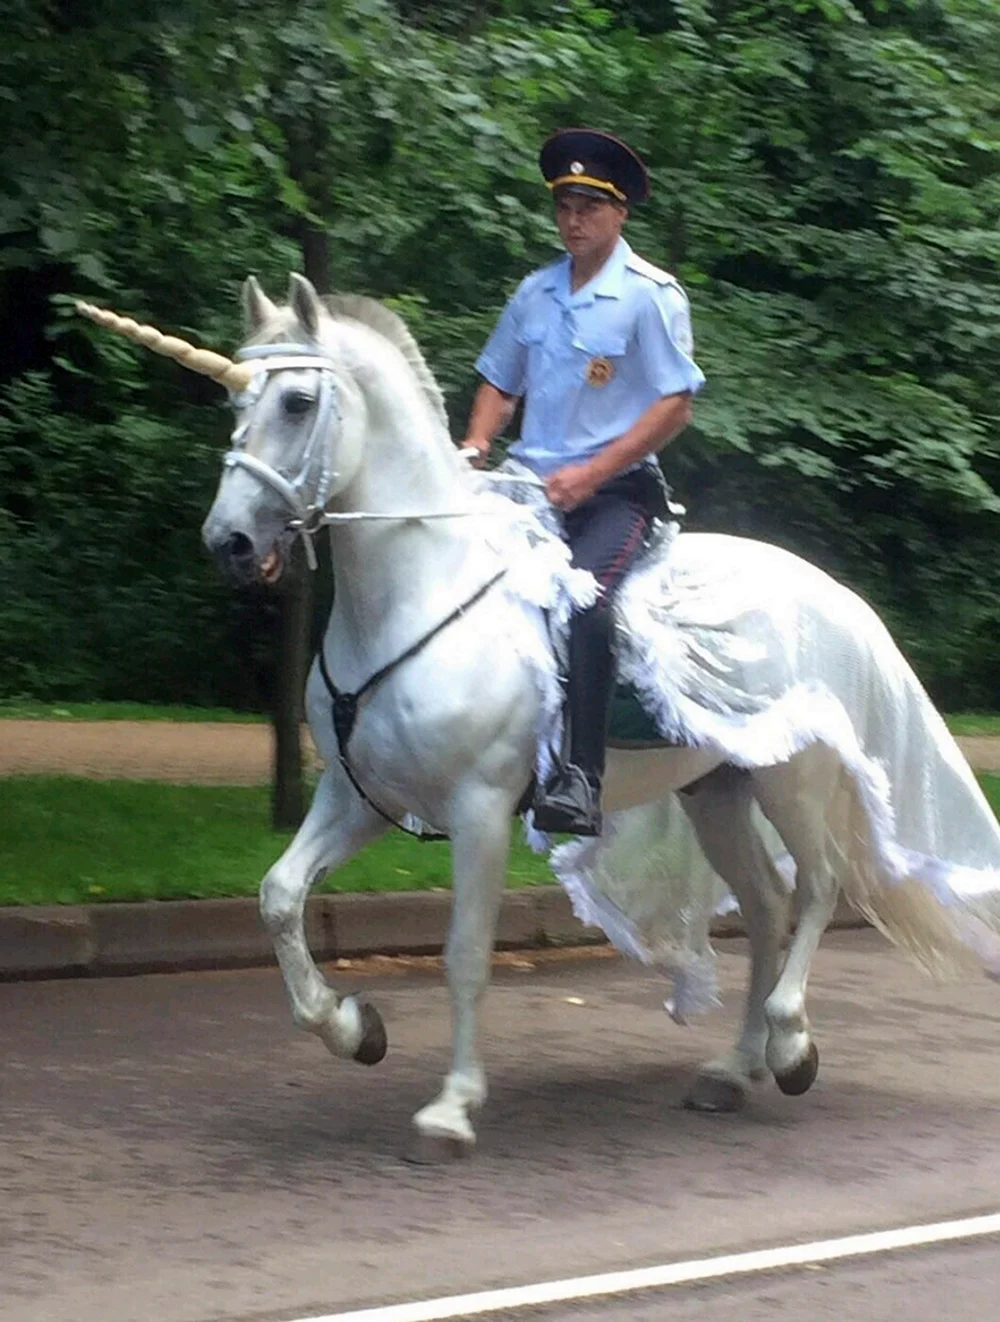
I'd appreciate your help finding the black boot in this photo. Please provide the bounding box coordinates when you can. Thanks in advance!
[532,763,603,836]
[533,608,615,837]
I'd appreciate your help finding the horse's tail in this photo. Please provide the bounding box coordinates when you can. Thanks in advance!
[828,750,1000,981]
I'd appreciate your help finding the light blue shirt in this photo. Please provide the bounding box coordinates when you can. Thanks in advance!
[476,238,705,477]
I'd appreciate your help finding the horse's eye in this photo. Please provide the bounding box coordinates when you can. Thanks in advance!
[284,390,315,417]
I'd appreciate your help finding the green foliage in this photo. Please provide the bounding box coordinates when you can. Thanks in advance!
[2,0,1000,705]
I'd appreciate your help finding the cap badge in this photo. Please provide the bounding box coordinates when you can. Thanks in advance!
[586,356,614,388]
[569,161,585,175]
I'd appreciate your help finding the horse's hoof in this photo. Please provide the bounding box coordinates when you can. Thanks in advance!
[352,998,387,1066]
[404,1133,473,1165]
[775,1040,819,1096]
[683,1072,748,1113]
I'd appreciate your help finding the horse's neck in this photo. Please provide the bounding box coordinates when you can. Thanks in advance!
[323,351,495,682]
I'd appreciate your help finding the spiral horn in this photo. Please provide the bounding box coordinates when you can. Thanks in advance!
[75,302,255,392]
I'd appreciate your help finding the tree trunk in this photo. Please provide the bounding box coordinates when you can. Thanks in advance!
[301,223,332,294]
[269,225,331,829]
[271,549,314,829]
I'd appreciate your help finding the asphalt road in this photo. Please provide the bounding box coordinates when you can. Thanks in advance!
[2,931,999,1322]
[495,1239,1000,1322]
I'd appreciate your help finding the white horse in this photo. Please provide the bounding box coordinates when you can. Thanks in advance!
[78,276,1000,1155]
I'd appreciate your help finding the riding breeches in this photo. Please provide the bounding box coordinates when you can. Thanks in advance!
[560,463,665,777]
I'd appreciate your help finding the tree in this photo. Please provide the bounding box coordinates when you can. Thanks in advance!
[2,0,1000,715]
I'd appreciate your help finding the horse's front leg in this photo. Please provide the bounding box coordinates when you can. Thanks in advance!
[412,783,513,1154]
[260,767,388,1063]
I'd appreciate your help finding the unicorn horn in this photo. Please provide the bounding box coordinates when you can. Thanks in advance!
[75,302,255,392]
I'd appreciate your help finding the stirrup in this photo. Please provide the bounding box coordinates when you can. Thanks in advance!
[533,764,603,837]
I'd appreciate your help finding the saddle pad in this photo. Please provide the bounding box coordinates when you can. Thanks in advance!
[608,683,683,748]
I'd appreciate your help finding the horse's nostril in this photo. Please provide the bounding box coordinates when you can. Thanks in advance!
[210,531,257,584]
[223,532,255,563]
[210,531,258,584]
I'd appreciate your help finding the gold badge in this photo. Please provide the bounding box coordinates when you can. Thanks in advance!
[586,356,614,388]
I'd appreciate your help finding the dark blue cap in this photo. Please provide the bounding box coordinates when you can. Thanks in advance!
[539,128,650,205]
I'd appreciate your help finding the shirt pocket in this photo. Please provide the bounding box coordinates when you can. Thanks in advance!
[516,318,548,348]
[517,319,551,394]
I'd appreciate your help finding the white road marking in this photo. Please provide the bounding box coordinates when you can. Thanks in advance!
[290,1211,1000,1322]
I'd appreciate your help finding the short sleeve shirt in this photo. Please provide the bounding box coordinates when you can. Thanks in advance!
[475,238,705,477]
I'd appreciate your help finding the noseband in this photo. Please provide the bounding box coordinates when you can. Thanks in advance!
[224,342,340,568]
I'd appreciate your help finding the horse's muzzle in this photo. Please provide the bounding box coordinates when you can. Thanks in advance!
[208,530,261,587]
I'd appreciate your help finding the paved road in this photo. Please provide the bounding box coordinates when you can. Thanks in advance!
[513,1239,1000,1322]
[2,931,999,1322]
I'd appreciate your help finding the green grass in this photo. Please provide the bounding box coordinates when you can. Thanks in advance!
[977,772,1000,817]
[0,777,554,906]
[0,701,265,722]
[4,772,1000,908]
[944,712,1000,737]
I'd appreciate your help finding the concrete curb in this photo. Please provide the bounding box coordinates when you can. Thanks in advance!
[0,888,865,981]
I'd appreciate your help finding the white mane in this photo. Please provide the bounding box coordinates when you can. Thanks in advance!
[323,294,450,436]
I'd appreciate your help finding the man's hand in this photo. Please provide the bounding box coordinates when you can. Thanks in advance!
[460,437,491,469]
[545,461,604,511]
[461,383,518,471]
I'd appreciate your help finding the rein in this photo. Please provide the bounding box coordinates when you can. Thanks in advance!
[317,568,507,840]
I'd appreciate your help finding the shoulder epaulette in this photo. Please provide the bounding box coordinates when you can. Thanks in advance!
[625,252,681,290]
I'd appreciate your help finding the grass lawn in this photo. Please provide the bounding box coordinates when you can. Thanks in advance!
[976,773,1000,818]
[0,701,265,722]
[3,773,1000,908]
[0,777,554,906]
[944,712,1000,737]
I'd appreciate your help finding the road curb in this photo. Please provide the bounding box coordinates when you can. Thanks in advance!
[0,888,865,981]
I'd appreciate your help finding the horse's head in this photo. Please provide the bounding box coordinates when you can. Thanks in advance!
[78,274,367,588]
[78,273,458,590]
[201,274,366,587]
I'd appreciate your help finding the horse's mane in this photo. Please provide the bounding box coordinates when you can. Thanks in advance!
[323,294,450,436]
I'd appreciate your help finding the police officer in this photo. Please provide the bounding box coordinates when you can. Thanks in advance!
[462,128,706,835]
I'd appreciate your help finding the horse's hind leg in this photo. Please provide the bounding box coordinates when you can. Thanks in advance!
[680,770,789,1112]
[260,767,389,1064]
[752,746,842,1095]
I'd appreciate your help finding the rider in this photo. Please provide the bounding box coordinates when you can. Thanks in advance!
[462,128,706,837]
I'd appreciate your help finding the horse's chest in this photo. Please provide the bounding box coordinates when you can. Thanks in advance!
[311,642,534,800]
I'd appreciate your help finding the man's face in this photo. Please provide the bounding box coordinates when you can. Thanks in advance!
[555,192,626,262]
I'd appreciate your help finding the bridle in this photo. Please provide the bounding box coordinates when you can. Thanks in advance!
[224,342,342,569]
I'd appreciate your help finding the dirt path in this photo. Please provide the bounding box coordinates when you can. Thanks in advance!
[0,720,321,784]
[1,719,999,782]
[953,735,1000,773]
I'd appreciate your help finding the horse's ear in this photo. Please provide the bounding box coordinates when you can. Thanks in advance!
[242,276,278,333]
[288,272,324,339]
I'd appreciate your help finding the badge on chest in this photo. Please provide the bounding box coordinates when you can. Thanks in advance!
[585,356,614,387]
